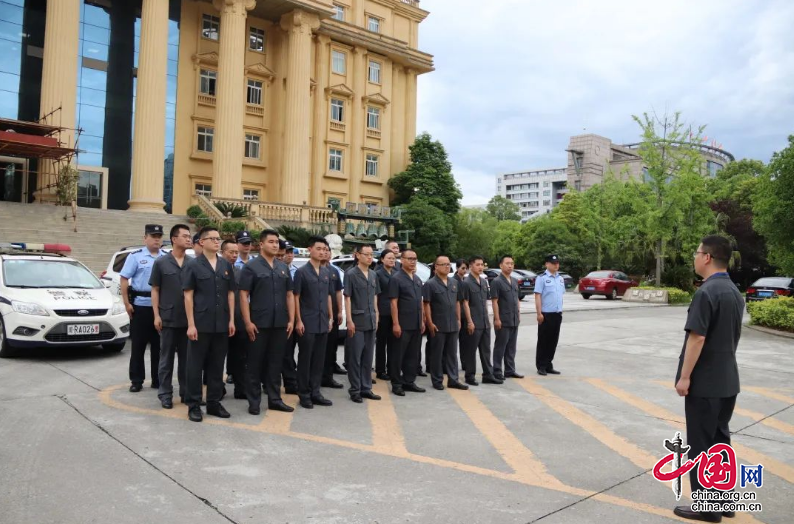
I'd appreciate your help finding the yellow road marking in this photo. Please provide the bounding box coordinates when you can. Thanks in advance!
[256,392,297,433]
[743,386,794,404]
[367,378,408,455]
[733,407,794,437]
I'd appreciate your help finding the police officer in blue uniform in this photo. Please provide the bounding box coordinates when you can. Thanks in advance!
[534,254,565,376]
[120,224,166,392]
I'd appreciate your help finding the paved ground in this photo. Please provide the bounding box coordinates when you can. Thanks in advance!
[0,302,792,524]
[516,291,666,313]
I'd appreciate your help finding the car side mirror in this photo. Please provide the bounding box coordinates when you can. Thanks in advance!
[102,280,112,288]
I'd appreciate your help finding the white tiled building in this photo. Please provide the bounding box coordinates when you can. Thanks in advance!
[495,168,568,221]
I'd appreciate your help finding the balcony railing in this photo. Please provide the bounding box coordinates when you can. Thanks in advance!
[246,104,264,116]
[193,194,337,230]
[366,128,381,139]
[330,121,345,132]
[197,94,216,106]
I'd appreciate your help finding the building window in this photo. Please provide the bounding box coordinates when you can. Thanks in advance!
[197,126,214,152]
[368,16,381,33]
[202,14,220,41]
[247,79,263,105]
[368,60,381,83]
[332,50,346,74]
[543,190,551,196]
[244,134,261,159]
[543,200,551,206]
[200,69,216,96]
[195,183,212,197]
[332,4,345,21]
[529,182,538,189]
[366,106,380,129]
[243,189,260,201]
[330,99,345,122]
[365,154,379,177]
[329,149,343,171]
[249,27,265,52]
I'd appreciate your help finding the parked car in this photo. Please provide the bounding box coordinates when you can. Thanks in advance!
[745,277,793,307]
[558,272,575,289]
[578,270,637,300]
[484,268,531,300]
[101,242,195,297]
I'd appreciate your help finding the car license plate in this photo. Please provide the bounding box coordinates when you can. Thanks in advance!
[67,324,100,335]
[586,286,595,291]
[758,291,773,297]
[523,282,532,287]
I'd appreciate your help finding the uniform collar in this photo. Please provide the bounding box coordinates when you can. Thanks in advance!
[544,270,558,277]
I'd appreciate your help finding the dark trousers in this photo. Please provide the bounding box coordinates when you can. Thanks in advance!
[322,320,342,382]
[157,327,187,401]
[246,327,288,408]
[493,326,518,376]
[227,327,247,395]
[428,331,460,387]
[297,332,328,401]
[186,332,228,409]
[129,305,160,386]
[390,329,421,387]
[536,312,562,371]
[461,328,494,380]
[282,333,298,390]
[685,395,737,505]
[375,315,394,375]
[346,329,375,396]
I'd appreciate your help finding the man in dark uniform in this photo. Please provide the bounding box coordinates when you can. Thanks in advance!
[322,246,346,388]
[344,245,381,403]
[375,249,398,381]
[453,258,468,373]
[461,255,502,386]
[221,239,247,399]
[388,249,426,396]
[120,224,166,392]
[150,224,191,409]
[183,226,236,422]
[490,254,523,380]
[279,240,300,395]
[293,236,334,409]
[423,255,468,391]
[534,254,566,376]
[239,230,295,415]
[672,236,744,523]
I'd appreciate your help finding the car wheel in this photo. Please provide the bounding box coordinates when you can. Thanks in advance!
[581,294,591,300]
[102,341,126,352]
[607,288,617,300]
[0,317,16,358]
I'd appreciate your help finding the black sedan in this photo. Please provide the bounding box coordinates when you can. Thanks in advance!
[484,269,532,300]
[746,277,793,305]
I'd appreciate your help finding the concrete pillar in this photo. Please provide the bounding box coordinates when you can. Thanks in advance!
[348,46,366,204]
[37,0,80,200]
[280,10,320,205]
[310,34,331,207]
[128,0,170,212]
[212,0,256,200]
[390,64,406,176]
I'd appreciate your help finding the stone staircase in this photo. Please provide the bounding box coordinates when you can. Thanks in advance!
[0,202,192,274]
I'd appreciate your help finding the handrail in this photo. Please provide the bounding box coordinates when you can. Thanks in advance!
[196,194,225,222]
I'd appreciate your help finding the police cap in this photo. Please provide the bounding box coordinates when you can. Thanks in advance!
[236,230,253,243]
[145,224,164,236]
[545,254,560,263]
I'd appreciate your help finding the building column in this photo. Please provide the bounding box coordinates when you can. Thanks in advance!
[37,0,80,200]
[348,46,366,204]
[280,10,320,205]
[212,0,256,200]
[404,67,418,150]
[390,64,406,176]
[128,0,170,212]
[310,34,331,207]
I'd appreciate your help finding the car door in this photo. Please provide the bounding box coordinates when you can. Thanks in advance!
[616,273,630,294]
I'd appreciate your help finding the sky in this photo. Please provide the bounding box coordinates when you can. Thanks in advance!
[415,0,794,205]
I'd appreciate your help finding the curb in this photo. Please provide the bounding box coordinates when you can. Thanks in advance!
[745,323,794,339]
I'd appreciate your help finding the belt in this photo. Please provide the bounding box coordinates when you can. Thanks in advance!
[129,290,152,298]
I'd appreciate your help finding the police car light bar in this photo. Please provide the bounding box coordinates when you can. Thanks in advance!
[0,242,72,255]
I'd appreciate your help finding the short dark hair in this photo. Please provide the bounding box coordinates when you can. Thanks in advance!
[455,258,467,268]
[499,254,514,264]
[435,254,450,263]
[198,226,218,239]
[355,244,373,252]
[701,235,732,268]
[401,248,416,257]
[379,248,394,262]
[386,240,399,247]
[221,239,237,252]
[169,224,190,241]
[307,235,329,248]
[469,255,484,265]
[260,229,279,242]
[278,240,287,250]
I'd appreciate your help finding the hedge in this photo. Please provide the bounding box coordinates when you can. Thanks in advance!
[637,284,692,304]
[747,297,794,333]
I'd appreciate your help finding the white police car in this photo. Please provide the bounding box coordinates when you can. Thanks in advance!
[101,243,195,297]
[0,244,130,357]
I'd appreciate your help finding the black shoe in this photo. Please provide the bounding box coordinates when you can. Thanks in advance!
[537,369,548,376]
[311,396,333,407]
[234,391,247,400]
[350,395,363,403]
[206,403,231,418]
[403,383,426,393]
[722,511,735,518]
[150,381,160,389]
[322,379,344,389]
[300,398,314,409]
[284,386,299,395]
[333,363,347,375]
[465,378,479,386]
[361,391,381,400]
[433,384,445,391]
[226,374,234,384]
[180,396,186,404]
[188,406,203,422]
[417,371,428,377]
[161,398,173,409]
[494,374,505,381]
[372,378,376,384]
[376,372,390,381]
[673,506,721,522]
[268,400,295,413]
[547,368,561,375]
[482,375,503,384]
[248,405,260,415]
[129,384,142,393]
[392,387,405,396]
[505,372,525,379]
[448,381,469,390]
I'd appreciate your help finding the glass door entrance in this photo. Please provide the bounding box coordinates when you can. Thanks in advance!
[77,169,103,209]
[0,157,28,203]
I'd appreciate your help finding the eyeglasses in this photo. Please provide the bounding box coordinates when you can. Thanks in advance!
[358,253,374,257]
[693,251,710,259]
[402,257,418,261]
[436,263,451,267]
[203,237,222,242]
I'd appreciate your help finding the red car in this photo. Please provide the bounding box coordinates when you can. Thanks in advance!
[578,270,637,300]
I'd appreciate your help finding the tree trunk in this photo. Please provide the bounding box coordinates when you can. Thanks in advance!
[655,239,662,287]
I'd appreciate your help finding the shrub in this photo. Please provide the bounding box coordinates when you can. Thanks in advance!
[215,202,249,218]
[195,216,213,229]
[186,205,203,218]
[221,220,247,234]
[747,297,794,333]
[662,265,696,292]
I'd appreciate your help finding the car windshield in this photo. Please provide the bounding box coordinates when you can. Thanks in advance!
[3,259,103,289]
[415,262,431,282]
[752,277,791,288]
[586,271,613,278]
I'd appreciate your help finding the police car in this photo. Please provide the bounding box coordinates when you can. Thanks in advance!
[0,244,131,357]
[101,243,195,297]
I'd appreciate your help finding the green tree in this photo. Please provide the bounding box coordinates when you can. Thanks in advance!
[514,215,584,277]
[490,220,522,266]
[400,196,455,262]
[754,136,794,274]
[389,133,462,216]
[485,195,521,221]
[454,209,497,261]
